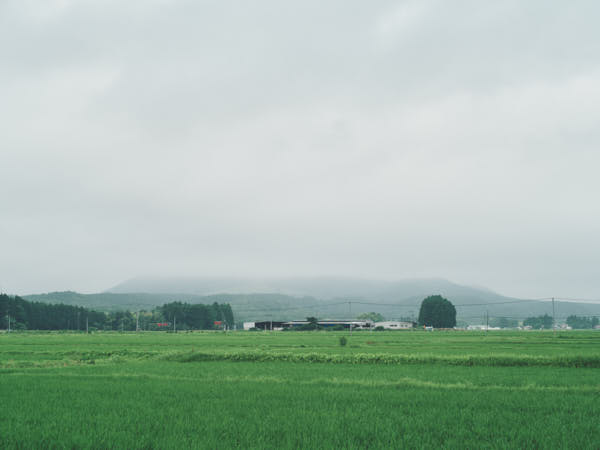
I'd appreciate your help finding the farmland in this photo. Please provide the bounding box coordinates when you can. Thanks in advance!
[1,331,599,448]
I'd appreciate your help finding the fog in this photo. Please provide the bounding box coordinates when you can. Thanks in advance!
[1,0,600,298]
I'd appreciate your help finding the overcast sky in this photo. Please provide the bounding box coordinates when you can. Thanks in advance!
[1,0,600,298]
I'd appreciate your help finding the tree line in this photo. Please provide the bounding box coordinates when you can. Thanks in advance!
[566,315,599,329]
[521,314,599,329]
[522,314,553,329]
[0,294,234,331]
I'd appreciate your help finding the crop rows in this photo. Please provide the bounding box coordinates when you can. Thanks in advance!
[165,349,600,367]
[1,331,599,448]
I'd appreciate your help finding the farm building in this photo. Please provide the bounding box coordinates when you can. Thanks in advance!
[285,320,372,330]
[373,321,415,330]
[244,320,372,330]
[243,321,287,330]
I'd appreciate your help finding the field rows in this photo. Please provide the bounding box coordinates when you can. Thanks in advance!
[1,331,599,448]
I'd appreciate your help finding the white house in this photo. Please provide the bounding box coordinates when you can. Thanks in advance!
[373,321,414,330]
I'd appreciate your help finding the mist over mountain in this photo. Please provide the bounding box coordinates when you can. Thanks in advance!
[107,276,509,304]
[23,277,599,324]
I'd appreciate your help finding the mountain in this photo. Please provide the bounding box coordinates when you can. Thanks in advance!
[105,276,599,323]
[23,291,324,321]
[25,277,600,325]
[23,291,193,311]
[107,276,505,302]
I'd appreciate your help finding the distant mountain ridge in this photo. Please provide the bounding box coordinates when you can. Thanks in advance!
[107,276,509,303]
[25,277,600,324]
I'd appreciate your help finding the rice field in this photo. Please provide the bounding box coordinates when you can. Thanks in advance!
[1,331,599,448]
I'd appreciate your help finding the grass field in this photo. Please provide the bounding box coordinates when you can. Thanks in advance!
[1,331,599,448]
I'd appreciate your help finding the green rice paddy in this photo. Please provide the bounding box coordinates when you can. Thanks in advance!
[1,331,599,448]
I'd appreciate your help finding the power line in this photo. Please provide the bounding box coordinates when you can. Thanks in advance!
[232,301,349,313]
[553,297,600,303]
[454,299,553,307]
[231,297,562,314]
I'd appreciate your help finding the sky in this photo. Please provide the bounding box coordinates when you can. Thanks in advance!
[1,0,600,298]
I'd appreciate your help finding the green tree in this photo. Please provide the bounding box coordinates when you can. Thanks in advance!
[523,314,553,330]
[418,295,456,328]
[356,312,384,322]
[490,317,519,328]
[299,316,321,330]
[566,315,599,329]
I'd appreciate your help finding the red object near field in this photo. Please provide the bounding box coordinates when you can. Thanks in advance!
[157,323,169,327]
[214,321,222,325]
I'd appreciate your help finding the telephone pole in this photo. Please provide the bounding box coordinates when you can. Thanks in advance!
[173,315,176,333]
[7,314,10,333]
[552,297,556,336]
[136,311,139,332]
[349,301,353,336]
[485,311,489,335]
[86,315,89,334]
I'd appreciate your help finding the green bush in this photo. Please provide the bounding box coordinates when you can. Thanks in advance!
[339,336,347,346]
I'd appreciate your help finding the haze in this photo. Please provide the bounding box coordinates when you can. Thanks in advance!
[2,1,600,298]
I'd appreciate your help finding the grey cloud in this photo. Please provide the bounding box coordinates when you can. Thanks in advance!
[1,0,600,297]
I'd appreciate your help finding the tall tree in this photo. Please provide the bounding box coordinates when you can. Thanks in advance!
[418,295,456,328]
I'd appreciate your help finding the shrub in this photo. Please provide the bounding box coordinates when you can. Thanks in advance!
[298,323,322,331]
[339,336,347,346]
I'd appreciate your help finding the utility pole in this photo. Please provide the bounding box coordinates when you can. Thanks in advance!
[348,301,353,336]
[174,315,176,333]
[136,311,139,332]
[86,315,89,334]
[350,301,353,336]
[552,297,556,336]
[7,314,10,333]
[485,311,489,335]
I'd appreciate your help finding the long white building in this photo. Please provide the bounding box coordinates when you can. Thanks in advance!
[373,321,414,330]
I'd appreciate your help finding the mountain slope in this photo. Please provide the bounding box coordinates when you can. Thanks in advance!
[107,276,509,303]
[26,277,600,324]
[104,276,600,323]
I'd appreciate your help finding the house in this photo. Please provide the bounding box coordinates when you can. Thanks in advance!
[373,321,415,330]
